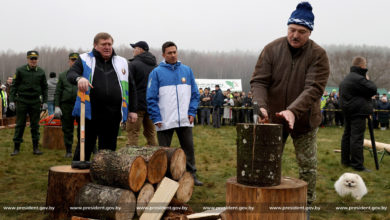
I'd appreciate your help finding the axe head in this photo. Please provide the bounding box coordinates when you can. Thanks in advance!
[71,161,91,169]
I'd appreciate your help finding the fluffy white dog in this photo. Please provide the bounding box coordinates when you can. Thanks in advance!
[334,173,367,200]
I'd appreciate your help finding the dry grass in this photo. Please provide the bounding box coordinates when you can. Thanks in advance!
[0,125,389,219]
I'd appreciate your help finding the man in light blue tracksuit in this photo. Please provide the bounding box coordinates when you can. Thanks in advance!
[147,41,203,186]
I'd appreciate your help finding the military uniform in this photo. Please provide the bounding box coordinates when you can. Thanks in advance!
[9,51,48,155]
[55,70,78,156]
[54,53,79,157]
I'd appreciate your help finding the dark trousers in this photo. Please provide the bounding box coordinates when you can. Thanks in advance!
[212,107,221,128]
[13,101,41,143]
[341,116,366,170]
[200,108,211,125]
[335,111,344,126]
[157,127,197,174]
[60,102,75,147]
[73,113,121,161]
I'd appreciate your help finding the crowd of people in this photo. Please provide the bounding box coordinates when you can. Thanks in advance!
[196,88,254,126]
[320,89,390,129]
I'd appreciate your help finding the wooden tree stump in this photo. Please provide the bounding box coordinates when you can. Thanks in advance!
[136,183,155,217]
[236,123,283,186]
[119,146,168,184]
[43,126,65,149]
[175,172,194,203]
[90,150,147,192]
[74,183,136,220]
[163,147,186,180]
[225,176,307,220]
[46,165,91,220]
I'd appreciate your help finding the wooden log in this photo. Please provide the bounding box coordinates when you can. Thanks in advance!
[119,146,168,184]
[42,126,65,149]
[140,177,179,220]
[163,147,187,180]
[175,172,194,203]
[90,150,147,192]
[225,176,307,220]
[236,123,283,186]
[136,183,155,217]
[364,139,390,152]
[46,165,91,220]
[74,183,136,220]
[187,209,225,219]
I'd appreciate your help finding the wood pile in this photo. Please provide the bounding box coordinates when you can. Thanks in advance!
[71,146,195,220]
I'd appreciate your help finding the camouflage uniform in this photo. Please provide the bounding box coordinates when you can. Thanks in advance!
[283,128,318,204]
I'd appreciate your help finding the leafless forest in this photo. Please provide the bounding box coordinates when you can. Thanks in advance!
[1,44,389,92]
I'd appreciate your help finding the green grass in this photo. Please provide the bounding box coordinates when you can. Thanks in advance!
[1,125,390,219]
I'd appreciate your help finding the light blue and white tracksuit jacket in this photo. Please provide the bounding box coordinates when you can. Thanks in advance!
[146,61,200,131]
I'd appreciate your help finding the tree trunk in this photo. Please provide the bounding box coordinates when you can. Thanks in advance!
[236,123,283,186]
[364,139,390,152]
[225,176,307,220]
[46,165,91,220]
[43,126,65,149]
[136,183,155,217]
[74,183,136,220]
[119,146,168,184]
[90,150,147,192]
[175,172,194,203]
[163,147,186,180]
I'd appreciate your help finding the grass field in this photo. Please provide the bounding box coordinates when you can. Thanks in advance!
[0,124,389,220]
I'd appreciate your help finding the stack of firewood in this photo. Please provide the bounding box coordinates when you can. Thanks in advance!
[72,146,194,220]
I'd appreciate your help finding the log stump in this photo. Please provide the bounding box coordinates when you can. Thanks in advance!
[46,165,92,220]
[163,147,186,180]
[74,183,136,220]
[136,183,155,217]
[175,172,194,203]
[90,150,147,192]
[119,146,168,184]
[225,176,307,220]
[236,123,283,186]
[43,126,65,149]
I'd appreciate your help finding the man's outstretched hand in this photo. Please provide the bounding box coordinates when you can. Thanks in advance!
[275,110,295,130]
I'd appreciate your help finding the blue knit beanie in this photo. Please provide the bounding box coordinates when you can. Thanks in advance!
[287,2,314,31]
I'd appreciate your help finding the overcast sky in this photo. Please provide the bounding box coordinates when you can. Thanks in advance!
[2,0,389,53]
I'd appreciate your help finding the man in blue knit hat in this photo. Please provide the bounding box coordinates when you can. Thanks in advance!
[251,2,330,206]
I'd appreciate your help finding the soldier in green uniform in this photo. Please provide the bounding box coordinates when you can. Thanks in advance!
[9,50,48,156]
[54,53,79,158]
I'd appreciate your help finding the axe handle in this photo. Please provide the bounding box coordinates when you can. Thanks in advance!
[367,116,379,170]
[80,92,86,162]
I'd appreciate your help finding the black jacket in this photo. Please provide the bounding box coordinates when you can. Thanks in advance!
[211,89,224,107]
[339,66,377,117]
[128,51,157,111]
[67,49,137,118]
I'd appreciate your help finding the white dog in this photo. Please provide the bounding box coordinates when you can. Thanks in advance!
[334,173,367,200]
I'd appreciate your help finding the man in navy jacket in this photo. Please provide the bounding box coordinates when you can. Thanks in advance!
[147,41,203,186]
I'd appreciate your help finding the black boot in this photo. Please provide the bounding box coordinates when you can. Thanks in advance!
[33,140,43,155]
[65,144,72,158]
[11,143,20,156]
[192,173,204,186]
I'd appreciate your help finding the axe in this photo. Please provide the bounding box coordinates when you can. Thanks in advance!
[71,91,91,169]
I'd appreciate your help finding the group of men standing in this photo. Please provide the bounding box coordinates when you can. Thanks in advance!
[8,33,203,186]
